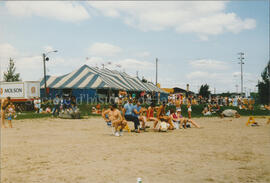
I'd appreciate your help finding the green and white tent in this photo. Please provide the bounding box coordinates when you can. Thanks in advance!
[40,64,166,93]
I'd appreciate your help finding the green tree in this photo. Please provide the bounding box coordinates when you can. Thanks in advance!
[199,84,211,98]
[257,60,270,104]
[3,58,21,82]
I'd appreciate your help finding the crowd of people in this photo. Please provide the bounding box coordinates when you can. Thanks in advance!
[1,90,268,130]
[33,95,79,117]
[168,93,255,107]
[102,98,201,137]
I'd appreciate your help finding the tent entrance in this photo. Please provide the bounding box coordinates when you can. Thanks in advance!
[62,89,72,97]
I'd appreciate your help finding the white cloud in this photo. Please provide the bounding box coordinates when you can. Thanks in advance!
[88,42,122,57]
[5,2,90,22]
[189,59,229,70]
[115,58,154,70]
[44,46,55,53]
[0,43,17,59]
[88,1,256,40]
[185,69,259,93]
[136,51,150,58]
[85,57,105,67]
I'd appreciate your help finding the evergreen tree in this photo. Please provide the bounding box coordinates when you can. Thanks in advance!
[3,58,21,82]
[199,84,211,98]
[257,60,270,104]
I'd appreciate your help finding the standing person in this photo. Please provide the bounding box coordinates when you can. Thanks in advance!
[52,95,60,116]
[187,100,192,119]
[34,97,41,113]
[156,102,174,130]
[6,103,15,128]
[123,99,140,133]
[1,97,11,128]
[175,97,181,112]
[102,104,127,136]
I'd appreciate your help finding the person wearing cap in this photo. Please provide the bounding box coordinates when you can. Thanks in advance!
[156,102,174,130]
[123,99,140,133]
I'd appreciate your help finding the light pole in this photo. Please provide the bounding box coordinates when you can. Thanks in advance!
[238,52,244,97]
[43,50,58,98]
[155,58,158,86]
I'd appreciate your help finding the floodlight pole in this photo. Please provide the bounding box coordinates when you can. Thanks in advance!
[238,52,245,97]
[42,50,58,99]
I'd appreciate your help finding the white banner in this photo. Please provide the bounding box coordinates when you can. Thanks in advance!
[27,83,40,98]
[0,83,25,98]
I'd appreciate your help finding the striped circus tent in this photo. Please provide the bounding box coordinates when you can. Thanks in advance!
[40,64,166,93]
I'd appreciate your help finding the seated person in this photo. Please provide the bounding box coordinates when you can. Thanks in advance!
[248,104,254,110]
[181,118,200,128]
[146,103,159,129]
[133,100,148,131]
[264,105,270,110]
[202,105,212,116]
[123,99,140,133]
[213,103,220,113]
[45,106,52,113]
[156,102,174,130]
[95,104,101,114]
[102,104,127,136]
[220,109,241,118]
[63,97,71,110]
[170,109,180,129]
[92,107,97,114]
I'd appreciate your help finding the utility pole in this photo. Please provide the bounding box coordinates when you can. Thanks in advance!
[155,58,158,86]
[136,71,138,78]
[238,52,245,97]
[43,53,47,98]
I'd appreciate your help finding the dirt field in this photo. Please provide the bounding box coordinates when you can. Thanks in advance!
[1,116,270,183]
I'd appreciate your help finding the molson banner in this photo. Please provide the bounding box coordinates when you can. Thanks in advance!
[0,83,24,98]
[0,81,40,100]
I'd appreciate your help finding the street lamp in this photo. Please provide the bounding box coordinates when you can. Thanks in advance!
[43,50,58,98]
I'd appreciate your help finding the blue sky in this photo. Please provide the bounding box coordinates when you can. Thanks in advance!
[0,1,269,94]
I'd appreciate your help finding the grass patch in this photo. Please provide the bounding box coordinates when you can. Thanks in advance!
[11,103,270,120]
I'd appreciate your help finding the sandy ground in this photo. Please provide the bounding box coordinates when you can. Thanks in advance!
[1,116,270,183]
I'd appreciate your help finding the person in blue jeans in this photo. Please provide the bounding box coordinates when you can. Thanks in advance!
[123,99,140,133]
[133,100,147,131]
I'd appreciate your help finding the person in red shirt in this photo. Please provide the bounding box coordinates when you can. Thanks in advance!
[146,103,159,129]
